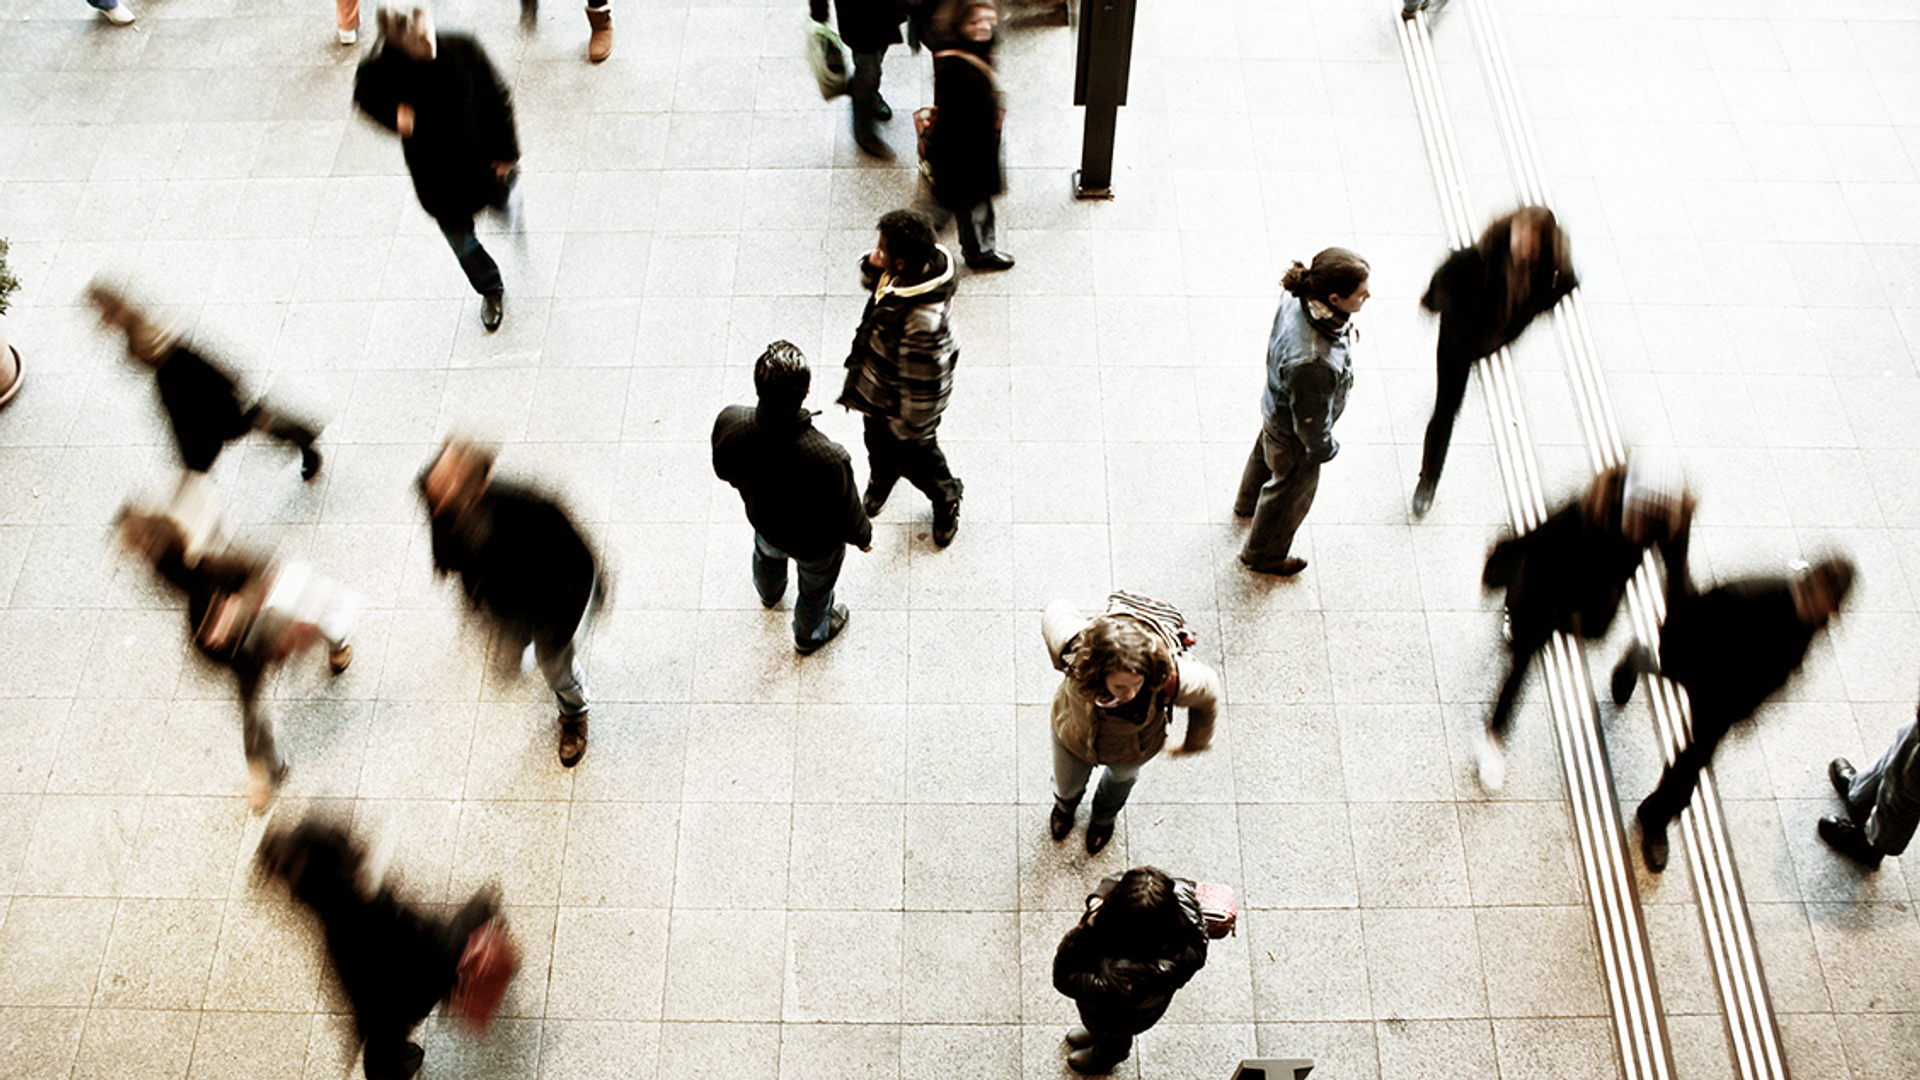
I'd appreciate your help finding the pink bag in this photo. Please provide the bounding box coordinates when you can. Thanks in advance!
[1195,882,1238,939]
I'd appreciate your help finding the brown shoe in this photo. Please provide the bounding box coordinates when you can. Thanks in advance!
[558,713,589,768]
[585,4,612,62]
[328,643,352,674]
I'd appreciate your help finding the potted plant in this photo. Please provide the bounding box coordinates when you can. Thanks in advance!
[0,238,20,407]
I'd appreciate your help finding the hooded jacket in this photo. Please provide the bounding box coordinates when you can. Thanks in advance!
[838,247,960,440]
[353,32,519,222]
[712,403,872,560]
[1259,293,1352,463]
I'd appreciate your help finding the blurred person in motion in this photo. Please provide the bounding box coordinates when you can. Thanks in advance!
[1480,459,1691,791]
[1052,866,1209,1074]
[925,0,1013,271]
[258,817,518,1080]
[809,0,906,157]
[1615,551,1853,872]
[1412,206,1577,518]
[1041,594,1219,854]
[117,510,356,810]
[418,439,603,767]
[838,209,966,547]
[1234,247,1370,577]
[1821,708,1920,871]
[713,341,872,655]
[355,5,521,332]
[90,282,324,560]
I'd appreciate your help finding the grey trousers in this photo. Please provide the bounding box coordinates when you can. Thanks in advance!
[1846,718,1920,856]
[1052,733,1145,823]
[1236,426,1320,569]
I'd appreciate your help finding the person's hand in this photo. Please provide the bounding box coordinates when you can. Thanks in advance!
[395,103,415,138]
[858,543,872,553]
[493,161,515,181]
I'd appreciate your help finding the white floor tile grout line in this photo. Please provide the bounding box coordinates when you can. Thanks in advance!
[1396,8,1674,1080]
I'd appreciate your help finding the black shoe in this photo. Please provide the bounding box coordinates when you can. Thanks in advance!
[863,482,891,519]
[874,96,893,122]
[1085,817,1114,855]
[481,292,504,332]
[1065,1027,1096,1051]
[1400,0,1425,19]
[558,713,588,768]
[1241,554,1307,577]
[965,251,1016,272]
[301,448,323,482]
[1068,1047,1126,1074]
[1611,645,1653,706]
[796,604,850,655]
[855,131,894,160]
[1637,805,1669,873]
[1818,816,1883,869]
[519,0,537,28]
[932,497,961,548]
[1411,479,1435,519]
[1050,799,1077,842]
[1830,757,1858,803]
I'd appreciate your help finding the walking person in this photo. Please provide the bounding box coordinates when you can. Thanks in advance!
[1042,595,1219,854]
[926,0,1013,271]
[1615,552,1854,872]
[258,818,519,1080]
[1234,248,1370,577]
[808,0,906,157]
[1821,710,1920,870]
[1052,866,1210,1074]
[354,5,522,332]
[837,209,966,547]
[1481,461,1691,791]
[713,341,873,655]
[419,439,603,767]
[1412,206,1577,518]
[118,510,356,810]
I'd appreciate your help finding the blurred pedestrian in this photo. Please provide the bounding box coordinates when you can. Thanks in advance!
[1481,460,1691,791]
[1412,206,1576,518]
[1042,595,1219,854]
[1052,866,1209,1074]
[1616,552,1853,872]
[808,0,905,157]
[837,209,965,547]
[926,0,1013,271]
[258,818,518,1080]
[713,341,873,654]
[88,0,135,24]
[118,511,356,810]
[354,6,521,332]
[1234,248,1370,577]
[419,439,602,767]
[1822,711,1920,870]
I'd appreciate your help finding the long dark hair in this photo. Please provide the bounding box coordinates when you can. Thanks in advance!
[1066,616,1173,705]
[1281,247,1370,306]
[1480,205,1566,327]
[1087,867,1202,954]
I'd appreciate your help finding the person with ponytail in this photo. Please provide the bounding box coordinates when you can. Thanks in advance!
[1234,248,1370,577]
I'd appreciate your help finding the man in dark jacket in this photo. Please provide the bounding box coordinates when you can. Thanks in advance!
[809,0,904,157]
[90,282,323,483]
[714,341,872,654]
[1822,711,1920,870]
[838,209,965,547]
[420,440,600,767]
[354,7,520,331]
[1615,553,1853,872]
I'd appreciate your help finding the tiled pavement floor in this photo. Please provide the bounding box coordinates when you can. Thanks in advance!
[1,0,1918,1077]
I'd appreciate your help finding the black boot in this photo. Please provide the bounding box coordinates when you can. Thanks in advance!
[932,495,961,547]
[1050,797,1078,842]
[1637,803,1669,873]
[1819,816,1883,869]
[1084,816,1114,855]
[1830,757,1858,804]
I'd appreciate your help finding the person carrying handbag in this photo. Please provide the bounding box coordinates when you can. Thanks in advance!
[1053,866,1210,1074]
[924,0,1013,269]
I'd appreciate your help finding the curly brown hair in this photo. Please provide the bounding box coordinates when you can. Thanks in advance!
[1067,615,1173,703]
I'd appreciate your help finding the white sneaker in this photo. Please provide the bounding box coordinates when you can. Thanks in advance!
[1476,729,1507,793]
[100,1,135,25]
[337,26,358,45]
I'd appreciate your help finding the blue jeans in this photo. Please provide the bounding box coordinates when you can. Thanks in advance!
[752,534,844,646]
[436,217,504,297]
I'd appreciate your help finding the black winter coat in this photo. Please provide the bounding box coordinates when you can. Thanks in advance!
[712,404,872,561]
[1421,228,1577,369]
[424,481,597,644]
[353,33,520,222]
[1482,498,1670,649]
[152,344,253,473]
[809,0,904,53]
[1659,578,1815,728]
[1053,886,1209,1037]
[928,49,1004,210]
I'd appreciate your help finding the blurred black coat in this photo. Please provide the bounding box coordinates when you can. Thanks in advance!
[928,48,1004,210]
[424,482,597,644]
[1420,222,1577,369]
[1483,498,1660,648]
[353,33,519,223]
[809,0,905,52]
[1052,885,1209,1037]
[152,344,251,473]
[1659,578,1815,728]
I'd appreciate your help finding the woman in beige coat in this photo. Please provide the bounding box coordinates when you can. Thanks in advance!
[1043,599,1221,854]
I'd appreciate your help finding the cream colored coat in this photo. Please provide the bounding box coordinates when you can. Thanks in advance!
[1042,600,1222,766]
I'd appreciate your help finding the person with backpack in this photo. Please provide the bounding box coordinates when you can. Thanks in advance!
[1041,594,1220,854]
[1052,865,1210,1074]
[925,0,1014,270]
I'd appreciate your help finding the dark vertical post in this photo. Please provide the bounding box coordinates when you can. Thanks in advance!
[1072,0,1137,199]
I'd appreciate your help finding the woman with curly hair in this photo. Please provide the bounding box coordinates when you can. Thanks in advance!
[1041,598,1221,854]
[1052,865,1210,1073]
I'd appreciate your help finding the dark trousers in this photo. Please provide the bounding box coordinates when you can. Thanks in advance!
[1235,427,1319,568]
[1639,707,1740,829]
[850,49,885,143]
[242,403,318,456]
[436,217,504,297]
[753,533,846,646]
[955,200,998,261]
[1418,346,1474,493]
[1487,627,1550,738]
[864,414,962,506]
[359,891,495,1080]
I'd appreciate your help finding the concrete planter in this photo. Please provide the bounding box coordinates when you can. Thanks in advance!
[0,315,19,408]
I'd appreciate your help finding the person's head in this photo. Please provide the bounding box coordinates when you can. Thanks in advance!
[257,819,367,900]
[1068,616,1173,709]
[115,507,186,565]
[86,281,173,366]
[1495,205,1557,268]
[753,340,811,413]
[1089,866,1198,949]
[1792,557,1854,627]
[1280,247,1371,315]
[423,438,496,517]
[378,4,437,60]
[937,0,998,45]
[1619,452,1691,546]
[871,209,938,280]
